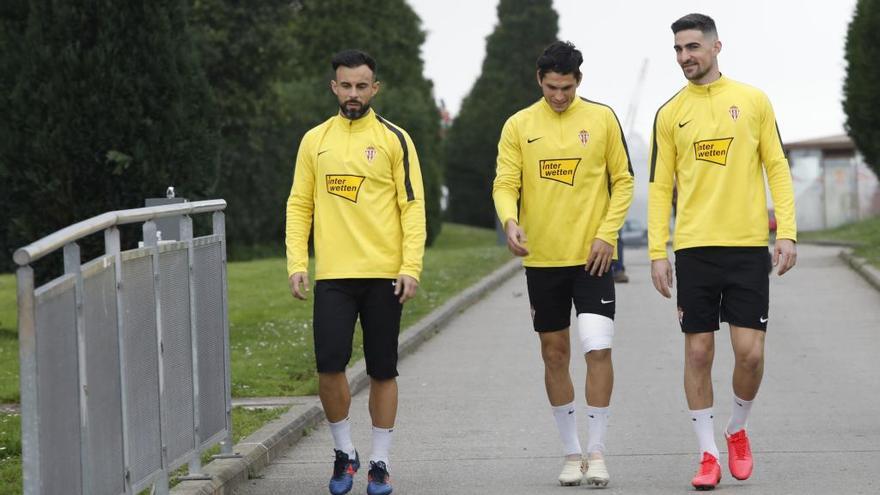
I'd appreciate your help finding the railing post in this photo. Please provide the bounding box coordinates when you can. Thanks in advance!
[213,211,235,454]
[105,227,133,494]
[64,242,92,494]
[17,266,39,495]
[143,221,170,495]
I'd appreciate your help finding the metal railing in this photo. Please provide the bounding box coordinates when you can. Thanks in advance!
[14,200,234,495]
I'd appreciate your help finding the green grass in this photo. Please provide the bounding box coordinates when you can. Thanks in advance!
[0,274,18,404]
[0,412,21,494]
[227,223,509,397]
[800,216,880,267]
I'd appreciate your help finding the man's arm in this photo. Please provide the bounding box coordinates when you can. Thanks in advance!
[391,129,426,301]
[492,118,528,256]
[758,92,798,275]
[286,133,317,299]
[589,108,635,275]
[647,105,677,297]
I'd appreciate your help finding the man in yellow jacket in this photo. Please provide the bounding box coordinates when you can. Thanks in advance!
[286,49,425,495]
[493,41,634,488]
[648,14,797,490]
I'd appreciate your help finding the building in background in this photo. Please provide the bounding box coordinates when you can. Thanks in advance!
[784,134,879,231]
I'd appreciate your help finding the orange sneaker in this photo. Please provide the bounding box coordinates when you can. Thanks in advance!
[691,452,721,490]
[726,429,753,480]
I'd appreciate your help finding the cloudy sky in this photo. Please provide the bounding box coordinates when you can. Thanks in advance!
[409,0,858,144]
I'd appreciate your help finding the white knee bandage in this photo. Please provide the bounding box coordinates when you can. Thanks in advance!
[577,313,614,354]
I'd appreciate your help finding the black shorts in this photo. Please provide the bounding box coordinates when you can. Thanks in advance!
[313,279,402,379]
[525,266,615,332]
[674,247,772,333]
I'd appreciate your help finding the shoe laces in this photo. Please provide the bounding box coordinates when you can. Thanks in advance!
[698,454,718,475]
[332,450,350,478]
[368,461,389,483]
[730,433,750,460]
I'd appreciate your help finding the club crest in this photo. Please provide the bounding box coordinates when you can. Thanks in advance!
[365,146,377,163]
[729,105,740,122]
[578,129,590,147]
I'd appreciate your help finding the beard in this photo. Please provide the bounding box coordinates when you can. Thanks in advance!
[339,100,371,120]
[682,63,710,82]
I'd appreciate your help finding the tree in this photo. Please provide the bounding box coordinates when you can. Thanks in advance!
[0,1,218,272]
[189,0,303,257]
[279,0,445,245]
[444,0,559,227]
[843,0,880,176]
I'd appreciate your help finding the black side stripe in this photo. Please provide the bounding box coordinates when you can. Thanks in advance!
[649,88,685,183]
[580,97,633,176]
[375,114,415,201]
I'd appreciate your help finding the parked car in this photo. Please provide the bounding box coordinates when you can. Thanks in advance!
[620,218,648,246]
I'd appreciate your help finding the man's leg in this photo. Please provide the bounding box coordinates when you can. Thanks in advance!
[684,332,719,455]
[723,325,764,480]
[314,280,360,495]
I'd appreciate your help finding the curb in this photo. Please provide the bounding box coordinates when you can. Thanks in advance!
[171,257,523,494]
[839,249,880,292]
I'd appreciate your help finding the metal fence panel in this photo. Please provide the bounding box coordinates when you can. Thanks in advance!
[159,247,196,465]
[35,277,82,495]
[81,259,125,495]
[120,252,162,484]
[192,240,227,444]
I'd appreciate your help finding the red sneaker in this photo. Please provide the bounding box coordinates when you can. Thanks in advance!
[691,452,721,490]
[726,429,754,480]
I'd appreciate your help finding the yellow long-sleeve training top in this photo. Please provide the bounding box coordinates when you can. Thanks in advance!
[493,97,634,267]
[648,75,797,260]
[286,108,426,280]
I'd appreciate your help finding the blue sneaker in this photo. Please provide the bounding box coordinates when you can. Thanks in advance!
[367,461,392,495]
[329,449,359,495]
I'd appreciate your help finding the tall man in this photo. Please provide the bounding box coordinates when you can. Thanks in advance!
[286,49,425,495]
[493,41,634,488]
[648,14,797,490]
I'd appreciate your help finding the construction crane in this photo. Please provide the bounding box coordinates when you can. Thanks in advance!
[623,58,649,137]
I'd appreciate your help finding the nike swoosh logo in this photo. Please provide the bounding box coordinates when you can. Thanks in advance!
[760,316,768,323]
[318,149,330,156]
[568,410,575,415]
[600,299,614,304]
[527,137,543,143]
[678,120,691,128]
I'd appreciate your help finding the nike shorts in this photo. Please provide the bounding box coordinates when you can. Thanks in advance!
[674,247,772,333]
[313,278,402,379]
[525,266,615,332]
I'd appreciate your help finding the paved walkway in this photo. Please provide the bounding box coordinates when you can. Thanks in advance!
[235,245,880,494]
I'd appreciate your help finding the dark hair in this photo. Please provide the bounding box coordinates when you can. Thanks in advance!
[536,41,583,80]
[331,49,377,76]
[671,13,718,37]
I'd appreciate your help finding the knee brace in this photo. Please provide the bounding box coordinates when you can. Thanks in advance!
[577,313,614,354]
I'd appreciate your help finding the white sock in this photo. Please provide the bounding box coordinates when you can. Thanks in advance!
[585,405,610,455]
[329,417,356,458]
[689,407,719,460]
[552,401,582,456]
[370,426,394,466]
[726,395,754,434]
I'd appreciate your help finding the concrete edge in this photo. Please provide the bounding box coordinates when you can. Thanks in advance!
[170,257,523,494]
[839,249,880,292]
[800,239,862,248]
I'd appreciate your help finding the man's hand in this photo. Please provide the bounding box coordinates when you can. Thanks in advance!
[651,259,674,298]
[585,238,614,276]
[395,274,419,303]
[288,272,310,300]
[504,219,529,257]
[773,238,797,276]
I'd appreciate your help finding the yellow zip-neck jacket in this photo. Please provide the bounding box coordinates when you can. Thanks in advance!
[493,97,634,267]
[286,108,426,280]
[648,75,797,260]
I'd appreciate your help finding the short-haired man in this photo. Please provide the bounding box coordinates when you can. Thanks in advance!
[648,14,797,490]
[493,41,634,488]
[286,49,426,495]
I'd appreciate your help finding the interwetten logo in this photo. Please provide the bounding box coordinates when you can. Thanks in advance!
[693,138,734,166]
[539,158,581,186]
[326,174,365,203]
